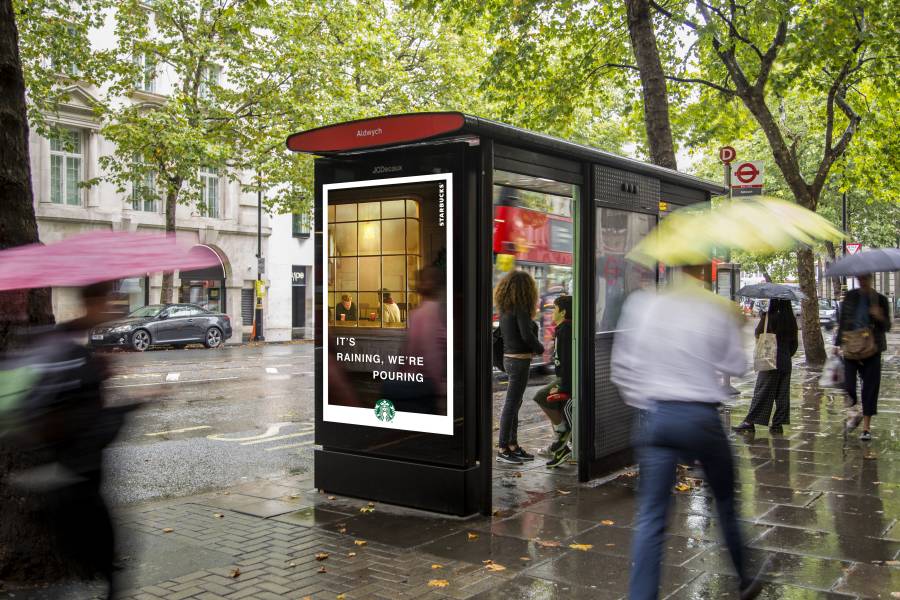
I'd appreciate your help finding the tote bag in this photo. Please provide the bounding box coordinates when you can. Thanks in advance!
[753,313,778,372]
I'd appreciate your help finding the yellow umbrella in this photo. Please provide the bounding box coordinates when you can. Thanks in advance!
[628,196,843,267]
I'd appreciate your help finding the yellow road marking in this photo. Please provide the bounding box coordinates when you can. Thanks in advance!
[265,440,315,451]
[240,430,314,446]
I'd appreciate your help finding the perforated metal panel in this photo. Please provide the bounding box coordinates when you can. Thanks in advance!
[593,334,635,458]
[594,165,660,214]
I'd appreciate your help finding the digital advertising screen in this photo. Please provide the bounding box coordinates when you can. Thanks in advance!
[322,173,453,435]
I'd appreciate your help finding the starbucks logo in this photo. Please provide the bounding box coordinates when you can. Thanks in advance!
[375,399,396,422]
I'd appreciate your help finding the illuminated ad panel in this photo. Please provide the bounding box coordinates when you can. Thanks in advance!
[322,174,453,435]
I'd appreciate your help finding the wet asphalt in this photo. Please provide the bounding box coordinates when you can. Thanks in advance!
[101,342,316,505]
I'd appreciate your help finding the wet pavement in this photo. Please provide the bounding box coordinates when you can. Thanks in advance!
[3,331,899,599]
[101,342,315,504]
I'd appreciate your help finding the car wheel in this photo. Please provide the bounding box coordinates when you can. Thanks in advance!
[131,329,151,352]
[205,327,223,349]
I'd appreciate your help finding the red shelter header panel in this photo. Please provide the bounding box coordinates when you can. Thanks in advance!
[287,112,466,154]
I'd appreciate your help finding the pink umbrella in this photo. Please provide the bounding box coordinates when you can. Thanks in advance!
[0,231,221,291]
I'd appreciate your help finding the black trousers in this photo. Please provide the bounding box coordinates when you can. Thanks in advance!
[845,352,882,417]
[745,368,791,426]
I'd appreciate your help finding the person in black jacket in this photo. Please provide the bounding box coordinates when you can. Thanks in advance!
[495,270,544,465]
[733,298,798,434]
[532,295,573,468]
[835,274,891,441]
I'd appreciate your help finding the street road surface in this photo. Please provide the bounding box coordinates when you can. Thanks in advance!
[103,342,316,505]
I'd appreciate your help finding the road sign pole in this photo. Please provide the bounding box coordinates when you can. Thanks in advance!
[840,191,847,296]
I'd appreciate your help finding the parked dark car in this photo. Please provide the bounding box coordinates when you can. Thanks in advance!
[89,303,232,351]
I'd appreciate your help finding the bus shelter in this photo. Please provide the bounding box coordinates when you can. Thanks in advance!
[287,112,724,516]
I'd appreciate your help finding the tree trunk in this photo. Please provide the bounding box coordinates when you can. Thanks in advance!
[761,267,772,283]
[0,0,54,352]
[797,247,826,366]
[624,0,677,170]
[159,185,179,303]
[0,0,65,583]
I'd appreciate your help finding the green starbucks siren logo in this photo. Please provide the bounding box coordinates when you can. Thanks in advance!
[375,399,396,422]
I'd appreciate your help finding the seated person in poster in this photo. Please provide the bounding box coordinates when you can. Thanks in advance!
[532,295,573,468]
[335,294,356,323]
[382,291,402,324]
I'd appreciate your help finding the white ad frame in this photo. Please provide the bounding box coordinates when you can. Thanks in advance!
[322,173,454,435]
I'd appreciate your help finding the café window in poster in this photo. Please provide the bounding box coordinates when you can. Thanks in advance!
[322,173,453,435]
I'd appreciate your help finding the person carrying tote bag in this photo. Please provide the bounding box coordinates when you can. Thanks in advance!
[734,299,798,434]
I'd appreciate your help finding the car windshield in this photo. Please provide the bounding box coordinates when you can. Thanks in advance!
[128,305,166,318]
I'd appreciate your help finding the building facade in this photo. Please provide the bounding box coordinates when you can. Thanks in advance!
[28,20,313,341]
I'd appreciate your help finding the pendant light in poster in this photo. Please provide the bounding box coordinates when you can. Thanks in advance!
[322,173,453,435]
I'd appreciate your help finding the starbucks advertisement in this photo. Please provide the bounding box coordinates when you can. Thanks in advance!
[322,173,453,435]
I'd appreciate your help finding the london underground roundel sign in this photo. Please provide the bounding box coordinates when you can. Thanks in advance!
[730,160,764,196]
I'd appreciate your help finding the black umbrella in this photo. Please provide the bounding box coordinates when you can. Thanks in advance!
[825,248,900,277]
[738,282,805,301]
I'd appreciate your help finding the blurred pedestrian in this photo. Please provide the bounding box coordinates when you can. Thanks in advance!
[733,298,798,434]
[3,282,132,599]
[836,273,891,441]
[531,294,573,468]
[495,270,543,465]
[612,265,765,600]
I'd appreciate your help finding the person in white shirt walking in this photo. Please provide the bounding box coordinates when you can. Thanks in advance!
[612,265,765,600]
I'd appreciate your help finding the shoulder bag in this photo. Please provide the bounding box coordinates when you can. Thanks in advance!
[753,312,778,371]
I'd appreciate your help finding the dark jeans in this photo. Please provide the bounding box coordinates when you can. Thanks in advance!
[630,402,748,600]
[845,352,882,416]
[499,357,531,448]
[745,368,791,426]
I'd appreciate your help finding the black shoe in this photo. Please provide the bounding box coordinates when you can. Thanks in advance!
[732,421,755,432]
[769,425,783,434]
[549,429,571,455]
[546,445,572,468]
[511,447,535,461]
[496,449,523,464]
[860,430,872,441]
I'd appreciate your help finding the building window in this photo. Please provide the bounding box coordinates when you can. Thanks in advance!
[199,64,221,99]
[49,127,83,206]
[131,159,158,212]
[199,167,219,218]
[51,26,81,77]
[327,199,421,329]
[292,212,311,238]
[134,53,156,93]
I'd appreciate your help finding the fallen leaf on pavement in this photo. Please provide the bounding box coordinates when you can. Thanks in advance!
[212,513,224,519]
[318,566,327,573]
[431,564,443,569]
[315,552,329,561]
[557,489,571,495]
[354,540,367,547]
[359,506,374,513]
[467,532,479,541]
[337,594,346,599]
[162,528,174,533]
[513,471,523,478]
[428,579,449,588]
[535,539,561,548]
[327,495,336,500]
[520,556,531,561]
[600,520,615,526]
[569,543,593,551]
[485,562,507,572]
[229,568,240,578]
[338,527,347,534]
[347,552,357,557]
[674,483,690,492]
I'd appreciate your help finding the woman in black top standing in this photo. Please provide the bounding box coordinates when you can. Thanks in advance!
[733,298,799,434]
[495,270,544,464]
